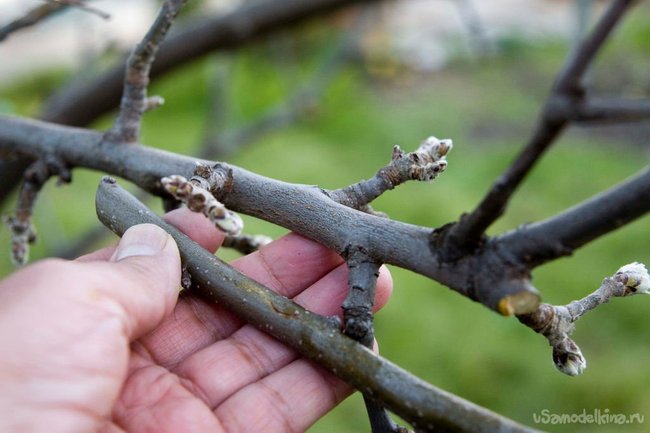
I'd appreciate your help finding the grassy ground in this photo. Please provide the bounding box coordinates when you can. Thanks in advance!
[1,8,649,433]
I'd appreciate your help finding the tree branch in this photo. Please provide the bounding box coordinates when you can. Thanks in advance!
[517,263,650,376]
[95,177,541,433]
[3,157,70,265]
[562,97,650,123]
[343,245,408,432]
[0,1,109,42]
[105,0,188,143]
[330,137,452,210]
[440,0,638,258]
[0,114,540,314]
[498,167,650,267]
[0,3,67,42]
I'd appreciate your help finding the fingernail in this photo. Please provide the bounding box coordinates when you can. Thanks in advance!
[111,224,171,261]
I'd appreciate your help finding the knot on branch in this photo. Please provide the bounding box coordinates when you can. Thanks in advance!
[192,162,233,195]
[342,304,374,345]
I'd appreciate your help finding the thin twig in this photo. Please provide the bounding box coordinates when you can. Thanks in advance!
[161,163,243,236]
[441,0,638,258]
[331,137,452,210]
[0,3,67,42]
[105,0,188,143]
[517,263,650,376]
[95,177,542,433]
[3,157,71,265]
[0,1,109,43]
[49,1,110,20]
[343,246,409,432]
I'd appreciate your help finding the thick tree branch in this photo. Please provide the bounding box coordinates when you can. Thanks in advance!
[440,0,637,258]
[498,167,650,267]
[95,178,541,433]
[0,115,540,314]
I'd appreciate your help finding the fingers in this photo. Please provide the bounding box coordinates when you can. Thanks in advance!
[232,233,343,297]
[136,232,344,368]
[214,359,350,433]
[0,224,182,433]
[171,264,392,410]
[1,224,181,342]
[164,207,225,253]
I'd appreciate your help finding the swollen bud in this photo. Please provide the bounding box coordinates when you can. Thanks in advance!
[615,262,650,296]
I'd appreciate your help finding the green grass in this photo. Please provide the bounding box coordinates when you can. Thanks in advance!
[2,11,650,433]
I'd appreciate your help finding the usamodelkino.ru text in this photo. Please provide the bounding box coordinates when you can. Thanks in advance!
[533,408,644,425]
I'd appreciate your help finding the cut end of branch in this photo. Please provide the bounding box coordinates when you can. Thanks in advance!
[497,291,541,316]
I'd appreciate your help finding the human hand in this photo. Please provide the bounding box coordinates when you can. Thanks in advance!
[0,208,392,433]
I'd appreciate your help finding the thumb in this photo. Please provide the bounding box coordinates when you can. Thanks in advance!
[99,223,182,339]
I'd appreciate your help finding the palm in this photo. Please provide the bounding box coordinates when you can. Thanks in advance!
[106,213,391,432]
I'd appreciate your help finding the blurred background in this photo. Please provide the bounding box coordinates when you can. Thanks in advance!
[1,1,649,432]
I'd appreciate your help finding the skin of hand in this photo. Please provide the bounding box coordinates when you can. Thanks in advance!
[0,208,392,433]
